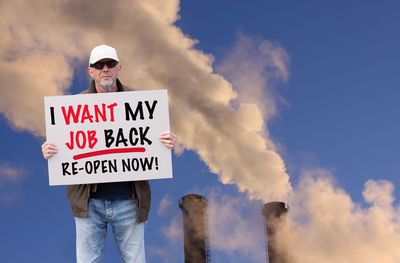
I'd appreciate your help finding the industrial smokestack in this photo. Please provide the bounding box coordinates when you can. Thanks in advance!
[262,202,289,263]
[179,194,210,263]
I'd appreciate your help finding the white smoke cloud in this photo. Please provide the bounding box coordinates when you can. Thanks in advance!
[0,0,90,135]
[0,162,25,204]
[207,190,266,262]
[161,213,182,241]
[157,194,173,216]
[216,33,290,122]
[4,1,399,262]
[0,0,291,202]
[0,162,24,185]
[148,195,183,263]
[278,169,400,263]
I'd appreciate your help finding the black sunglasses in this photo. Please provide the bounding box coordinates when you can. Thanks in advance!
[90,61,118,70]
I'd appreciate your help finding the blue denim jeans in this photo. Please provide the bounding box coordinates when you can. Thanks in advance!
[74,198,146,263]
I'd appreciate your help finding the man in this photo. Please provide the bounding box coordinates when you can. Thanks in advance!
[41,44,176,263]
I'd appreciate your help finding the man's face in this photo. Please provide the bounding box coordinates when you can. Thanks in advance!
[88,59,122,92]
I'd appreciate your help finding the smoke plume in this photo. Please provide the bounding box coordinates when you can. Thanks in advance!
[277,169,400,263]
[5,1,398,261]
[0,162,25,204]
[207,190,266,262]
[0,0,291,202]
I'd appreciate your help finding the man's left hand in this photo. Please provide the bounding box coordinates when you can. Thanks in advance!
[159,131,176,150]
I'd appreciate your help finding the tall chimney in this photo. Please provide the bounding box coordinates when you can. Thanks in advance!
[179,194,210,263]
[262,202,289,263]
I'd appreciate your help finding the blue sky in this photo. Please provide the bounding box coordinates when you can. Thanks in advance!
[1,1,400,262]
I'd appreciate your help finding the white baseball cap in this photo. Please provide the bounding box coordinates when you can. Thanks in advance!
[89,45,119,66]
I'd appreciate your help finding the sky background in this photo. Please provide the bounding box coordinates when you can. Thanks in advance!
[1,0,400,262]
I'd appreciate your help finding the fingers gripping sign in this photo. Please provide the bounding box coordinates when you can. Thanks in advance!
[41,141,58,160]
[159,131,176,150]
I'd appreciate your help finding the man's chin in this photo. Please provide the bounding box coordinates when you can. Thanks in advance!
[99,80,114,89]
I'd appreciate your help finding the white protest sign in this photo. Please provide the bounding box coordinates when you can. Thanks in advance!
[44,90,172,185]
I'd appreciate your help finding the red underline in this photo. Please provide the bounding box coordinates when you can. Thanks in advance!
[73,147,146,160]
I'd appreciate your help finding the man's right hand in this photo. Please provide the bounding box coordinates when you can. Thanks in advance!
[41,141,58,160]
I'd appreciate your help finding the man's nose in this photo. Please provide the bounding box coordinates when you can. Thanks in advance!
[101,65,109,71]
